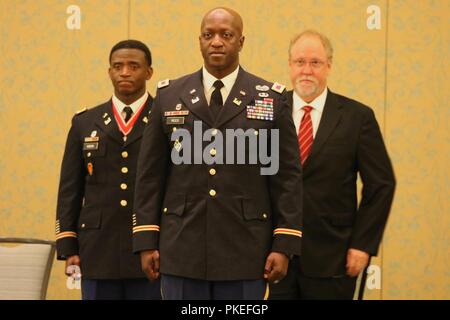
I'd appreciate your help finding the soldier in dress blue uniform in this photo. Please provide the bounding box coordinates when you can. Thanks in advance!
[55,40,161,300]
[132,8,303,300]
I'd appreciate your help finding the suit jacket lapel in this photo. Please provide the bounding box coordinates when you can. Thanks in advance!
[124,95,153,147]
[215,67,252,129]
[95,100,123,145]
[287,89,343,170]
[306,90,343,166]
[180,70,214,128]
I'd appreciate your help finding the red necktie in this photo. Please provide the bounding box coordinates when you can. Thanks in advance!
[298,106,314,165]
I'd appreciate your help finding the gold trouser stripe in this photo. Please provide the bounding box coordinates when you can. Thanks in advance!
[263,281,270,300]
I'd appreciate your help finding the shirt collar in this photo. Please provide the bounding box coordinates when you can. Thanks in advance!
[293,87,328,113]
[202,65,240,92]
[112,92,149,113]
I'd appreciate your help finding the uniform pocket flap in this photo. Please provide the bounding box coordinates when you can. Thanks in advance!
[242,198,269,221]
[78,208,102,229]
[163,194,186,216]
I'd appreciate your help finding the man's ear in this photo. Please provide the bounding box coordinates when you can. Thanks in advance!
[147,67,153,80]
[239,36,245,51]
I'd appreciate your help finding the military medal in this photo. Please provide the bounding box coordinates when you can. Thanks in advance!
[246,98,274,121]
[112,99,146,136]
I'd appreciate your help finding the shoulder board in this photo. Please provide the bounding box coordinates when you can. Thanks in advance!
[271,82,286,94]
[75,107,88,115]
[157,79,170,89]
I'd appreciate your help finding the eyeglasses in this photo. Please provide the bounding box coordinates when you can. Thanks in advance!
[292,59,327,69]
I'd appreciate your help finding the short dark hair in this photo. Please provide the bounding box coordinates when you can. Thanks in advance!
[109,39,152,66]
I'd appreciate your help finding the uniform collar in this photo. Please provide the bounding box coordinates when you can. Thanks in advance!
[202,65,240,93]
[112,92,149,113]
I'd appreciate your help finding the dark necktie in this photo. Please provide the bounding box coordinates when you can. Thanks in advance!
[298,106,314,165]
[123,106,133,123]
[210,80,224,118]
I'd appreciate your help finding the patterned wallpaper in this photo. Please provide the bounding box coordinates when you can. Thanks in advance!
[0,0,448,299]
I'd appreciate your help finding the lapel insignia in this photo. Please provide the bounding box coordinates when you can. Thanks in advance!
[175,103,182,110]
[164,110,189,117]
[240,90,246,96]
[256,85,270,92]
[102,113,108,119]
[271,82,286,94]
[143,116,148,124]
[233,97,242,106]
[104,117,111,125]
[246,98,274,121]
[157,79,170,89]
[190,89,196,95]
[258,92,269,98]
[191,96,200,104]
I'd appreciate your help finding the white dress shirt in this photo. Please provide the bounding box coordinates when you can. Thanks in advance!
[202,66,240,106]
[112,92,149,117]
[292,88,328,138]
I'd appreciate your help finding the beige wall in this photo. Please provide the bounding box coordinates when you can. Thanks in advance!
[0,0,448,300]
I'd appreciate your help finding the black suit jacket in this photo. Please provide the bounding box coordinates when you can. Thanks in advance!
[287,89,395,277]
[133,68,303,281]
[55,96,153,279]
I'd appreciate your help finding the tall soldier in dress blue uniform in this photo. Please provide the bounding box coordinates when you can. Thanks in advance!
[132,8,303,300]
[55,40,161,300]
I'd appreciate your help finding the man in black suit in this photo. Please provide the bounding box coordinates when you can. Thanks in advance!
[270,30,396,299]
[132,7,303,300]
[55,40,160,300]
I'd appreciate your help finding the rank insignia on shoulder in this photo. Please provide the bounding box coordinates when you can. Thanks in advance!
[157,79,170,89]
[75,107,87,115]
[271,82,286,94]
